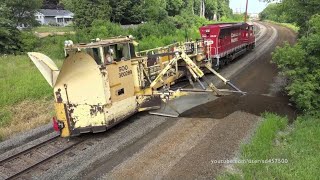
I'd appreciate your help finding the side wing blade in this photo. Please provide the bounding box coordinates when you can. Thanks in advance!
[27,52,60,87]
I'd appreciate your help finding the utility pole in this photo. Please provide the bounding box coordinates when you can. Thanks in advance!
[244,0,249,22]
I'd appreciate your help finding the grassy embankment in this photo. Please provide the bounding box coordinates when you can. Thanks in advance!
[0,31,67,140]
[0,55,55,140]
[218,113,320,179]
[264,20,299,33]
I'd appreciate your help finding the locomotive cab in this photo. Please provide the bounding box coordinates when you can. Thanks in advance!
[199,22,256,69]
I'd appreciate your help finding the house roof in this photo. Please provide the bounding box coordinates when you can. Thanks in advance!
[38,9,73,17]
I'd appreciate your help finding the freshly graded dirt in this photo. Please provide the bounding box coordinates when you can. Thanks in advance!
[181,94,296,121]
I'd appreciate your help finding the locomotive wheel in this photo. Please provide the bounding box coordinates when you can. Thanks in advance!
[220,59,226,68]
[213,64,220,71]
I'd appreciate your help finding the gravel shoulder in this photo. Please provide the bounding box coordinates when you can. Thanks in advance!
[104,112,260,180]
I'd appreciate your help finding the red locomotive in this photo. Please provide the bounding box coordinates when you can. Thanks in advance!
[199,22,255,69]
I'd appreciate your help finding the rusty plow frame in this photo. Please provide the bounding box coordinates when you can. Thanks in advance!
[148,48,246,117]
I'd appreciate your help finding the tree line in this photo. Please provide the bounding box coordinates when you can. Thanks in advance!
[260,0,320,35]
[61,0,232,28]
[0,0,235,54]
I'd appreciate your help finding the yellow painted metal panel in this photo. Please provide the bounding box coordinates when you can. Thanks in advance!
[54,52,109,105]
[106,61,135,102]
[54,103,70,137]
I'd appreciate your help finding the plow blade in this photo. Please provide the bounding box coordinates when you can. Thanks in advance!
[149,101,180,118]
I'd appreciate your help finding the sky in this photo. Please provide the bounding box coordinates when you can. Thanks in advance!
[230,0,268,14]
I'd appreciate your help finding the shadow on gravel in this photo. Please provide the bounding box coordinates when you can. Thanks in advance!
[180,94,297,122]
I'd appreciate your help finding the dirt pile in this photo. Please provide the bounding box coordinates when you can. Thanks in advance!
[181,94,296,121]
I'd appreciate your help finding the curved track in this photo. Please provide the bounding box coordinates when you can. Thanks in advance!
[0,22,296,179]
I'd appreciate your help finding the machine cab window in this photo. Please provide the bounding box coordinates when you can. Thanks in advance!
[64,38,136,66]
[103,43,131,63]
[86,48,103,65]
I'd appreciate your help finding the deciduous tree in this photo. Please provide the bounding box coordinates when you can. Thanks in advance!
[2,0,42,27]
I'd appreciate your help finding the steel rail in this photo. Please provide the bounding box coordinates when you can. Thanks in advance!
[0,134,83,179]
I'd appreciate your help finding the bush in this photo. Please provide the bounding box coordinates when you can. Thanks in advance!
[0,18,22,54]
[272,15,320,111]
[90,20,125,38]
[20,31,40,52]
[260,3,289,23]
[37,34,76,60]
[48,21,60,26]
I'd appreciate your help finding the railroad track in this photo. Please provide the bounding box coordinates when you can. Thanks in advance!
[0,135,83,179]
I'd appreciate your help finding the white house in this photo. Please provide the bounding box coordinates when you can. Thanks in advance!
[35,9,74,26]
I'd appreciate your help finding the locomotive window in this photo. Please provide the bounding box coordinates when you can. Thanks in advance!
[121,43,131,60]
[130,43,136,58]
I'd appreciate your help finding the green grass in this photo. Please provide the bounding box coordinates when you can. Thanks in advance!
[33,25,74,33]
[0,53,63,129]
[0,31,67,136]
[265,20,300,33]
[218,113,320,179]
[0,108,11,127]
[0,55,53,107]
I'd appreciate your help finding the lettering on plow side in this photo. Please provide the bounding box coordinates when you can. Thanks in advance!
[118,65,133,78]
[119,70,132,78]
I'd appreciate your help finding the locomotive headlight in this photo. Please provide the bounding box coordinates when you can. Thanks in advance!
[205,29,210,33]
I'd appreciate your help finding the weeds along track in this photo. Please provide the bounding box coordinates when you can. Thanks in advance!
[0,135,83,179]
